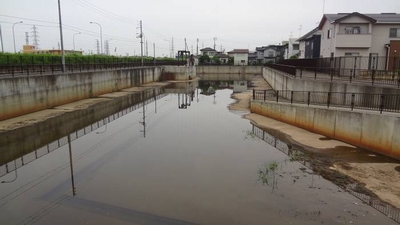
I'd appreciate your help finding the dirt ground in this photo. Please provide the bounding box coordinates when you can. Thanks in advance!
[229,75,400,209]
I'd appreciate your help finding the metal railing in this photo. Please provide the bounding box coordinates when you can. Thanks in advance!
[266,56,400,87]
[253,89,400,114]
[0,55,186,77]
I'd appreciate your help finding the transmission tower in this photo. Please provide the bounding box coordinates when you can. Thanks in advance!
[25,32,29,45]
[213,37,217,50]
[104,40,109,55]
[96,39,100,54]
[146,40,148,56]
[31,25,39,49]
[171,37,174,58]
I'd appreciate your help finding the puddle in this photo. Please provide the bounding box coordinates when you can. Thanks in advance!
[0,88,398,224]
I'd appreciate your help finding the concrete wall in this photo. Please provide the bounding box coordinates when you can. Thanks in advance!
[197,65,262,75]
[0,67,162,121]
[251,101,400,160]
[162,65,197,81]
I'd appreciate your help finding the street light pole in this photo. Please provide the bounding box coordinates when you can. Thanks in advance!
[12,21,23,53]
[164,39,171,58]
[57,0,65,72]
[73,32,81,51]
[90,22,103,54]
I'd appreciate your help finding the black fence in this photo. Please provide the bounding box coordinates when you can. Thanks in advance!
[0,55,186,77]
[253,89,400,114]
[269,57,400,87]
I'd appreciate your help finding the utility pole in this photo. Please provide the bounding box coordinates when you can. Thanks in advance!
[140,21,143,66]
[153,42,155,64]
[196,38,199,56]
[146,40,148,57]
[171,37,174,59]
[57,0,65,72]
[213,37,217,50]
[25,32,29,45]
[0,24,3,53]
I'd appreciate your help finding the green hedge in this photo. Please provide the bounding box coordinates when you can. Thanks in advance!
[0,53,177,65]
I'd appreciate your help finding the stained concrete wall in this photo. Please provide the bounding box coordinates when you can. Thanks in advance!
[0,67,162,121]
[197,65,263,81]
[251,101,400,160]
[162,66,197,80]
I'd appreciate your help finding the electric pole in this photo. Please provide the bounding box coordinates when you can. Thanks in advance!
[153,42,155,64]
[213,37,217,50]
[57,0,65,72]
[0,24,3,53]
[146,40,148,56]
[140,21,143,66]
[172,37,174,59]
[196,38,199,56]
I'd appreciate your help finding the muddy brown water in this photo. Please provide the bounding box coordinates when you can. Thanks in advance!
[0,89,397,225]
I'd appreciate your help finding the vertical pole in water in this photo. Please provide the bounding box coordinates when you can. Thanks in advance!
[67,135,76,196]
[143,92,146,137]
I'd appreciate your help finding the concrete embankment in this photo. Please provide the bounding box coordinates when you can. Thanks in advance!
[0,66,195,121]
[251,101,400,160]
[197,65,262,81]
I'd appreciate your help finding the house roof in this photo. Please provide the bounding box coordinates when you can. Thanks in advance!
[200,47,216,52]
[318,12,400,29]
[297,27,320,42]
[227,49,249,54]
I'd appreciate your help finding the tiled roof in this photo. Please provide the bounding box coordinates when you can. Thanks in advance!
[324,12,400,23]
[200,47,216,52]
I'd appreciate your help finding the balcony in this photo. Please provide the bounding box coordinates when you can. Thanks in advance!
[336,34,372,48]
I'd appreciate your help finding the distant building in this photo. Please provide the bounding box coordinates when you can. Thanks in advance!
[227,49,249,65]
[297,27,321,59]
[255,45,286,63]
[22,45,83,55]
[200,47,217,57]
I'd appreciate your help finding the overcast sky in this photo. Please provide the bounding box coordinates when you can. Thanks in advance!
[1,0,400,57]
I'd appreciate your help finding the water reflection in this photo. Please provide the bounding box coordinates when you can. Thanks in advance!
[250,123,400,223]
[0,86,183,178]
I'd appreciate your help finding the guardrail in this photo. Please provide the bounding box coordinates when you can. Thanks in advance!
[253,89,400,114]
[265,60,400,88]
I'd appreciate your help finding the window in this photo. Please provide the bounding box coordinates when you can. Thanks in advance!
[327,29,332,39]
[345,52,359,56]
[293,44,299,50]
[345,27,361,34]
[267,51,274,57]
[389,28,400,38]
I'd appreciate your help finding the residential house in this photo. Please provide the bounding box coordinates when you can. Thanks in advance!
[318,12,400,70]
[227,49,249,65]
[256,47,266,63]
[297,28,321,59]
[215,53,230,64]
[200,47,217,57]
[284,38,300,59]
[248,52,257,65]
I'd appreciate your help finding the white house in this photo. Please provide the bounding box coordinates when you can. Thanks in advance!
[200,47,217,57]
[284,38,300,59]
[318,12,400,60]
[227,49,249,65]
